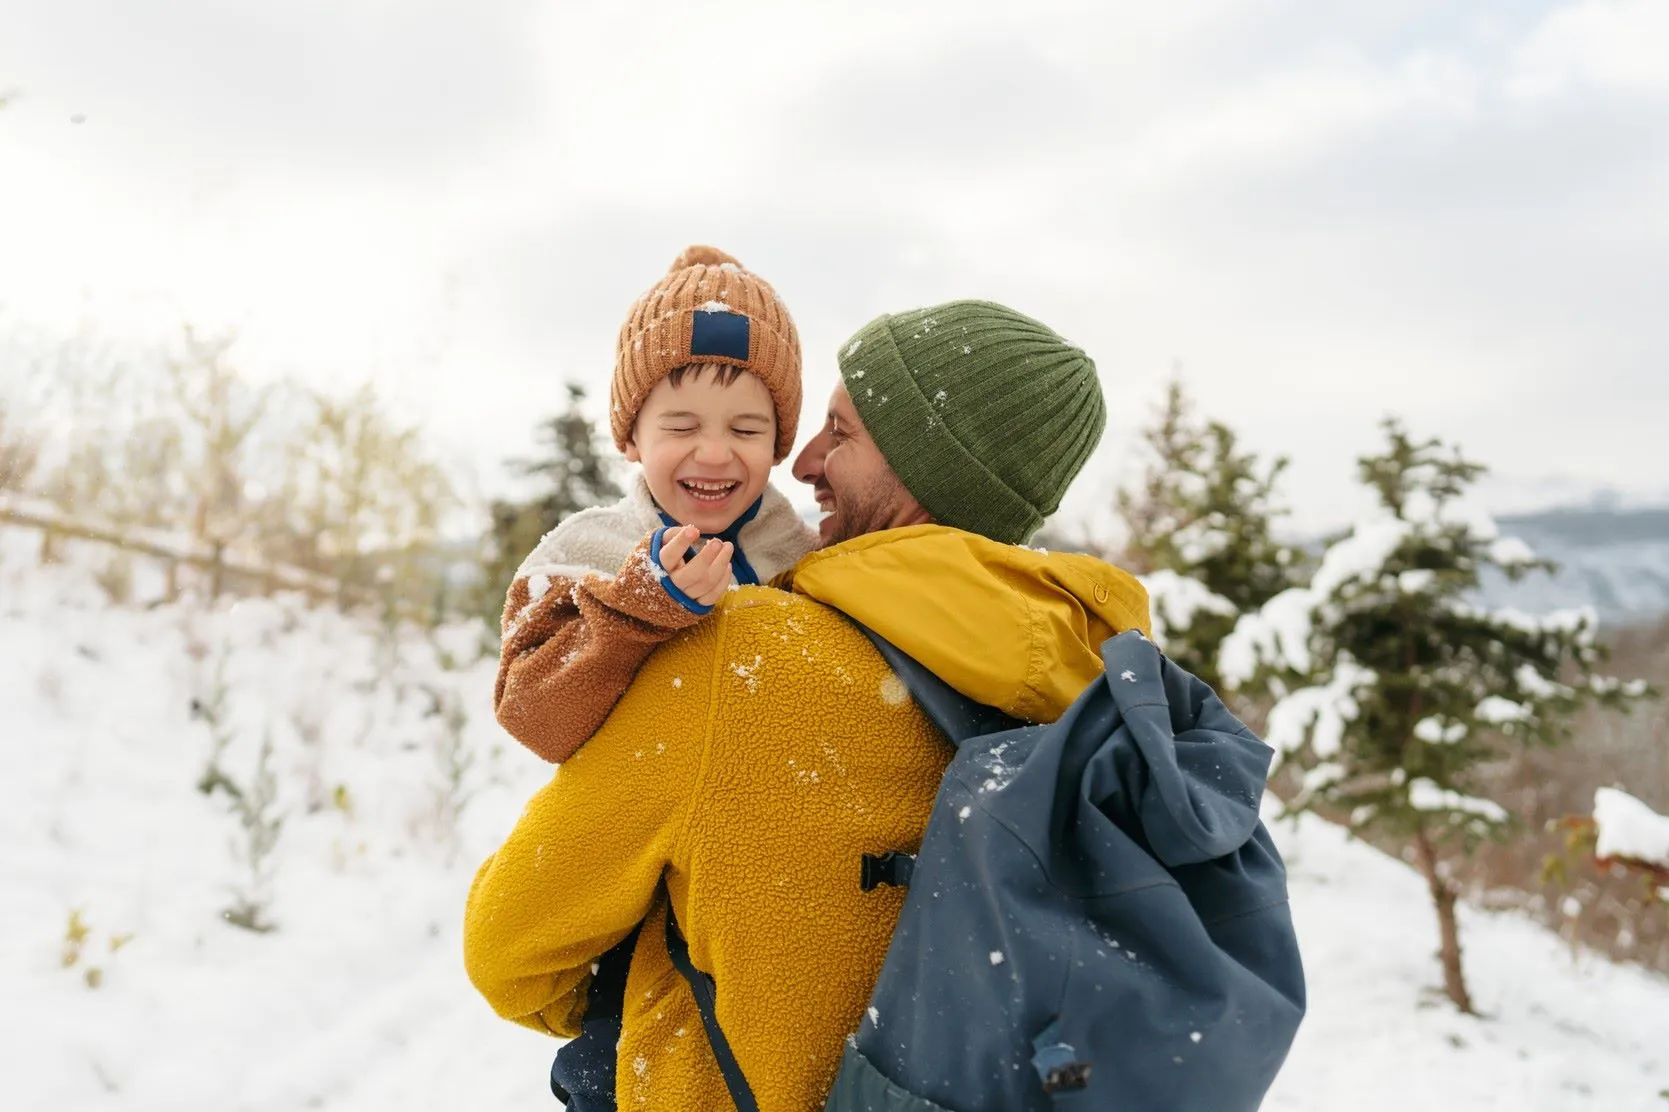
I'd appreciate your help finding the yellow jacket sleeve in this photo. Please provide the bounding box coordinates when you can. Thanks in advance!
[462,619,715,1036]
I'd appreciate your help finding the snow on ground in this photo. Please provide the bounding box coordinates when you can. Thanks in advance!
[2,524,1666,1110]
[1265,809,1667,1112]
[0,525,559,1111]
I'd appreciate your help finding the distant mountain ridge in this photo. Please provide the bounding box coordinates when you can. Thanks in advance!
[1478,506,1669,630]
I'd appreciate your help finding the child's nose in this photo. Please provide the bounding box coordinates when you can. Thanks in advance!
[693,435,733,465]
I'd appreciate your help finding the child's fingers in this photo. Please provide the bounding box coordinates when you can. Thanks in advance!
[677,538,721,578]
[696,538,732,572]
[658,525,698,572]
[679,542,733,605]
[707,545,737,601]
[696,566,734,606]
[666,538,731,602]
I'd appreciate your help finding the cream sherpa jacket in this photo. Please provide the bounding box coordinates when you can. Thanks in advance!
[495,474,817,763]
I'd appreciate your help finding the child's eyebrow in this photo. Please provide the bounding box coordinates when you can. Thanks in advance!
[657,410,701,421]
[732,411,772,424]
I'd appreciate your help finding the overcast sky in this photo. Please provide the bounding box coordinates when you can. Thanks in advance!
[2,0,1666,536]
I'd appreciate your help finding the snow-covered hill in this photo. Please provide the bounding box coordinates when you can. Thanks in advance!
[3,525,1666,1111]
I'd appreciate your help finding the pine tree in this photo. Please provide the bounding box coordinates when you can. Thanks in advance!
[516,383,624,526]
[1117,379,1303,689]
[1221,418,1652,1012]
[480,383,622,626]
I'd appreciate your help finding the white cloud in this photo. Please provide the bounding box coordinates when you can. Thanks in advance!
[1,0,1666,535]
[1510,0,1669,97]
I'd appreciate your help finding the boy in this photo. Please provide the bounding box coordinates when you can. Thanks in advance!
[495,244,816,764]
[491,245,816,1108]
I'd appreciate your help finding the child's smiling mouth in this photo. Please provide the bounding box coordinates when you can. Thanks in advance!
[679,479,741,503]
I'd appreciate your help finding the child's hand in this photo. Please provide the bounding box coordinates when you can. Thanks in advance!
[659,525,733,608]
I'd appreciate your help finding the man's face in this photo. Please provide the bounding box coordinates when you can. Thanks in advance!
[792,381,929,547]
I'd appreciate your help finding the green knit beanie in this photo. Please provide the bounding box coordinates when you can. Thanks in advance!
[837,300,1106,545]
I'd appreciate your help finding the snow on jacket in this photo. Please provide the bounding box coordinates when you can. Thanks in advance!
[463,524,1152,1111]
[494,473,816,763]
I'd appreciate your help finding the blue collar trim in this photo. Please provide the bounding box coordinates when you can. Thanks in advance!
[654,494,766,586]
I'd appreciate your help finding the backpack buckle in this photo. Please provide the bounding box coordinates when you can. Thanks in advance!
[860,852,916,891]
[1040,1060,1092,1094]
[1032,1020,1093,1095]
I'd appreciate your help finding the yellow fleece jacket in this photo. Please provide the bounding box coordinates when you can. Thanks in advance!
[463,525,1150,1111]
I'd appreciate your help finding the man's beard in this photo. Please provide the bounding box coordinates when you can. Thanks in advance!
[820,473,915,547]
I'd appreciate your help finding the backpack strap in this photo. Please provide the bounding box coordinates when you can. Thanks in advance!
[665,905,760,1112]
[551,924,640,1107]
[851,621,1026,746]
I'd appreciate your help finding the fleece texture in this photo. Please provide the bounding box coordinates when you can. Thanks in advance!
[495,473,815,763]
[463,525,1150,1111]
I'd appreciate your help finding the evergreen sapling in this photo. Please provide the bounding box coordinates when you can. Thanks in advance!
[1220,419,1650,1012]
[1118,379,1304,691]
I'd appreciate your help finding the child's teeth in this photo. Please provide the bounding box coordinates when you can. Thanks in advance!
[681,480,738,503]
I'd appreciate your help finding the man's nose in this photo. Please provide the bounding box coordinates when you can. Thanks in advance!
[793,432,827,486]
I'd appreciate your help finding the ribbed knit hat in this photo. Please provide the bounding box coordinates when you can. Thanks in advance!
[612,245,802,461]
[837,300,1105,545]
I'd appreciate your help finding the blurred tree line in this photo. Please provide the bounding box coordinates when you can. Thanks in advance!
[3,326,456,618]
[0,322,627,631]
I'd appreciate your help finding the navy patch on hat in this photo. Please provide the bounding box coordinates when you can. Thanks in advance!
[690,307,750,362]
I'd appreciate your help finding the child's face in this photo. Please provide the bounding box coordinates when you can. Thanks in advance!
[626,367,778,535]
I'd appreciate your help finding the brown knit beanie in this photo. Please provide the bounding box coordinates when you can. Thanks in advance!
[611,246,802,461]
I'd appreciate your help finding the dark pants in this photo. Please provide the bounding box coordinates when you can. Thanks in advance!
[551,927,638,1109]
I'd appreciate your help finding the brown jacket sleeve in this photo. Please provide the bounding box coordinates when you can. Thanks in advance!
[494,535,706,763]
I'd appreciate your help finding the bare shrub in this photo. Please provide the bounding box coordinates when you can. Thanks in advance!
[93,553,135,605]
[0,402,41,492]
[267,384,458,618]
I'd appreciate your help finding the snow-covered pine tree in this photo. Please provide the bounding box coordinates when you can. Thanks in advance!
[480,383,622,625]
[1117,378,1303,690]
[1220,418,1651,1012]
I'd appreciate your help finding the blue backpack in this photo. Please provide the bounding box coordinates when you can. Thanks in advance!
[553,629,1305,1111]
[818,627,1306,1110]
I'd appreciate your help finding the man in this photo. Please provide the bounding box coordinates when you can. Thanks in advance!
[464,299,1152,1110]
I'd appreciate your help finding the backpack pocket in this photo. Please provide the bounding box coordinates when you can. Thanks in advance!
[825,1040,959,1112]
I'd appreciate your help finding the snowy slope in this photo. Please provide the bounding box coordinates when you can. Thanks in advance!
[1265,812,1668,1111]
[2,525,1666,1111]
